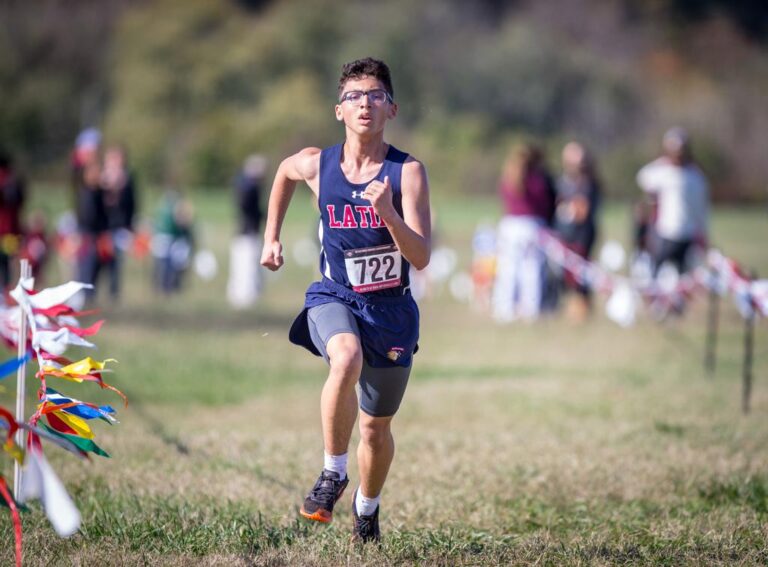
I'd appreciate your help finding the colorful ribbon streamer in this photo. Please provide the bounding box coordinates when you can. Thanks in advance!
[0,352,31,381]
[0,475,22,567]
[1,276,125,553]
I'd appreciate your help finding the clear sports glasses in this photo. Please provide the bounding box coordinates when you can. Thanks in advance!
[339,89,393,105]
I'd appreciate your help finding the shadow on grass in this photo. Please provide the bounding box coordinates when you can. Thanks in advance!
[119,397,297,492]
[105,304,295,333]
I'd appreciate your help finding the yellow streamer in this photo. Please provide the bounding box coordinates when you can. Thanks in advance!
[39,368,84,382]
[2,440,23,464]
[52,411,94,440]
[59,357,117,376]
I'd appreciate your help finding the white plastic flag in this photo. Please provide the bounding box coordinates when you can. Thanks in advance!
[34,328,95,355]
[24,282,93,310]
[606,282,639,328]
[20,450,81,537]
[599,240,626,272]
[750,280,768,317]
[228,235,263,308]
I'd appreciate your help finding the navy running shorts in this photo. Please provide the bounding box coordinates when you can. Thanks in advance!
[289,277,419,417]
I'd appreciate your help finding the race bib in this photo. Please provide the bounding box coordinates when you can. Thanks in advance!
[344,243,402,293]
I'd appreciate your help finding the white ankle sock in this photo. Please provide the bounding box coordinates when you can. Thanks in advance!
[355,489,380,517]
[323,451,348,480]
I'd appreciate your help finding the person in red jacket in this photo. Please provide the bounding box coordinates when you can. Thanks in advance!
[0,151,26,288]
[492,143,555,322]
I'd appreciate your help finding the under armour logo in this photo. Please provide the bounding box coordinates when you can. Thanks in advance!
[351,190,366,199]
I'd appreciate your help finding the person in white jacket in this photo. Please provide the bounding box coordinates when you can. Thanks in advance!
[636,127,709,277]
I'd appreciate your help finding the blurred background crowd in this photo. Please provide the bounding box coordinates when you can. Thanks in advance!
[0,0,765,317]
[0,121,713,325]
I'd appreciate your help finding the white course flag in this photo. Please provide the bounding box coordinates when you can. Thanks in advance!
[34,328,96,356]
[227,234,263,309]
[25,281,93,310]
[20,450,81,537]
[10,279,95,357]
[605,282,640,328]
[751,280,768,317]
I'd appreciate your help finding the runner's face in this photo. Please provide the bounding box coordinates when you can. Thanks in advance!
[335,76,397,136]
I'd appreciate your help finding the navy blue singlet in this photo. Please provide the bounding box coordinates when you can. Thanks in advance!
[317,143,411,297]
[289,142,420,368]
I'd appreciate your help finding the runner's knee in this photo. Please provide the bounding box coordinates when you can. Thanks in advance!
[327,333,363,375]
[359,417,392,450]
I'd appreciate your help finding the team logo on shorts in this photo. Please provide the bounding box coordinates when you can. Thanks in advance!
[387,347,405,361]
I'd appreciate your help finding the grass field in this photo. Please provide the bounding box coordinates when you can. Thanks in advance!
[1,190,767,565]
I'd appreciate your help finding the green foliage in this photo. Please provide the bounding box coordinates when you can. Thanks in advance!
[4,0,768,196]
[0,1,122,167]
[104,0,343,187]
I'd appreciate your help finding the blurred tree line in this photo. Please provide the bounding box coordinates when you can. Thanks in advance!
[1,0,767,200]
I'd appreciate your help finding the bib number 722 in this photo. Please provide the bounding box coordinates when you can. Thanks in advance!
[344,243,402,293]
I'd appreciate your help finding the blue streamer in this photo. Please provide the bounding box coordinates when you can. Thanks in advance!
[44,387,116,423]
[0,351,31,381]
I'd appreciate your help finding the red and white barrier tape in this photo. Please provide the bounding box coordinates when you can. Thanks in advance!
[537,229,767,321]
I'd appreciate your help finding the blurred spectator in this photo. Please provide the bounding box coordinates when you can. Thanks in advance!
[234,154,266,236]
[554,142,601,321]
[636,127,709,277]
[71,128,102,208]
[152,190,195,294]
[75,159,111,302]
[629,200,654,285]
[54,211,80,283]
[0,150,26,288]
[129,220,152,261]
[470,222,496,312]
[631,200,653,258]
[101,144,137,301]
[227,154,266,308]
[492,143,556,322]
[20,210,50,283]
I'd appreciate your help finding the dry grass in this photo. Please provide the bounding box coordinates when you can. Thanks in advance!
[1,198,767,565]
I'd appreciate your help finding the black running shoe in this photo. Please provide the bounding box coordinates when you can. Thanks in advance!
[299,470,349,523]
[351,489,381,543]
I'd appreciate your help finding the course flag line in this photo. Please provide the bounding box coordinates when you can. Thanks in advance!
[0,277,126,567]
[536,229,768,325]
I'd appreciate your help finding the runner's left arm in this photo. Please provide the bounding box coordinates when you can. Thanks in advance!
[363,158,431,270]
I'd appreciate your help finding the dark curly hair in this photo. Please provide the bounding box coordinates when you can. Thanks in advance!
[337,57,394,100]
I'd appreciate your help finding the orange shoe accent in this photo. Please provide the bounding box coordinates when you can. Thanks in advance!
[300,507,332,523]
[299,482,347,524]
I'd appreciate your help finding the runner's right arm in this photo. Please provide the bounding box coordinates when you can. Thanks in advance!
[260,148,321,271]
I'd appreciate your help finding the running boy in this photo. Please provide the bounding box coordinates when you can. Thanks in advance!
[261,57,431,542]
